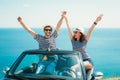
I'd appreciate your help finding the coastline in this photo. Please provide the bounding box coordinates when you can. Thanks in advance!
[103,77,120,80]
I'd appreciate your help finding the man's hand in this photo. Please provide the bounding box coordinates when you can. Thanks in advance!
[17,17,22,23]
[61,11,67,17]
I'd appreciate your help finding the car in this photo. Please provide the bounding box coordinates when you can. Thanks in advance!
[1,49,103,80]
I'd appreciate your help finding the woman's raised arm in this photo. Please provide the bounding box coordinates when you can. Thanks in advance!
[86,14,103,41]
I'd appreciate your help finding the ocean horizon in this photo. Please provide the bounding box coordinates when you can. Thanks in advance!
[0,28,120,78]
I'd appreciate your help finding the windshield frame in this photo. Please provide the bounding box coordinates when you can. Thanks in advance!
[7,50,84,80]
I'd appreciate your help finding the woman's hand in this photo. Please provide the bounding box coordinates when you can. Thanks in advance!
[95,14,103,22]
[61,11,67,17]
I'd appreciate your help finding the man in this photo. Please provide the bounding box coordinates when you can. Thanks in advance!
[17,11,66,50]
[17,11,66,74]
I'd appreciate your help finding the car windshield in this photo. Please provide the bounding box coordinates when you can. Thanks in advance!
[8,51,83,80]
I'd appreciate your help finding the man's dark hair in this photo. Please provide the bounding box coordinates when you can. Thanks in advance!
[43,25,52,31]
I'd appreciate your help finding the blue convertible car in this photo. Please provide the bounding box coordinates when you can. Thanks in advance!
[1,49,103,80]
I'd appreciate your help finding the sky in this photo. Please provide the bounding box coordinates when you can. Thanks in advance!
[0,0,120,28]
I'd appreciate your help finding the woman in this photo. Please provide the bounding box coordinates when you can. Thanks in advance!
[64,14,103,71]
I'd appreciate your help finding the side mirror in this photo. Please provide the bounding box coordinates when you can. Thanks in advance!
[2,66,10,74]
[94,72,103,80]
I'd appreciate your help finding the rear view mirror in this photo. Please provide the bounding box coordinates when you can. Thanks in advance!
[94,72,103,80]
[2,66,10,74]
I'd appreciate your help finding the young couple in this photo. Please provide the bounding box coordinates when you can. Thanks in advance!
[17,11,103,73]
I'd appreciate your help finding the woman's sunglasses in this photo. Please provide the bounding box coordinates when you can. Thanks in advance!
[73,31,82,34]
[73,31,79,34]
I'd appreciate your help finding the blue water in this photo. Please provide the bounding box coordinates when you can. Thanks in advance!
[0,28,120,78]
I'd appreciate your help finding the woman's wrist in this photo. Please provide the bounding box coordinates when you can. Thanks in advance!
[94,22,97,25]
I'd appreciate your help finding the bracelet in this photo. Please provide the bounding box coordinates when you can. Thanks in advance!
[94,22,97,25]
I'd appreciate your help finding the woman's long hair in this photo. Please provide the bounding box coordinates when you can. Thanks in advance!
[73,32,86,42]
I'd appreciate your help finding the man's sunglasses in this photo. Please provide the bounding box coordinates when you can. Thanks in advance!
[44,29,52,31]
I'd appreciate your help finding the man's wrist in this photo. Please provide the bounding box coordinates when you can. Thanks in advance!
[20,22,23,24]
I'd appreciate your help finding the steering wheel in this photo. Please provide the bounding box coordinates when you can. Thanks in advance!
[57,67,77,78]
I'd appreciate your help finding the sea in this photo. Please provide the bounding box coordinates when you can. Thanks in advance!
[0,28,120,78]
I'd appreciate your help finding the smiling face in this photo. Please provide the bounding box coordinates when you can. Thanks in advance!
[43,25,52,37]
[73,30,81,40]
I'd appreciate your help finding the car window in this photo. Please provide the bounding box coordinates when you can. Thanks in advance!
[10,52,83,80]
[55,54,82,79]
[14,54,39,74]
